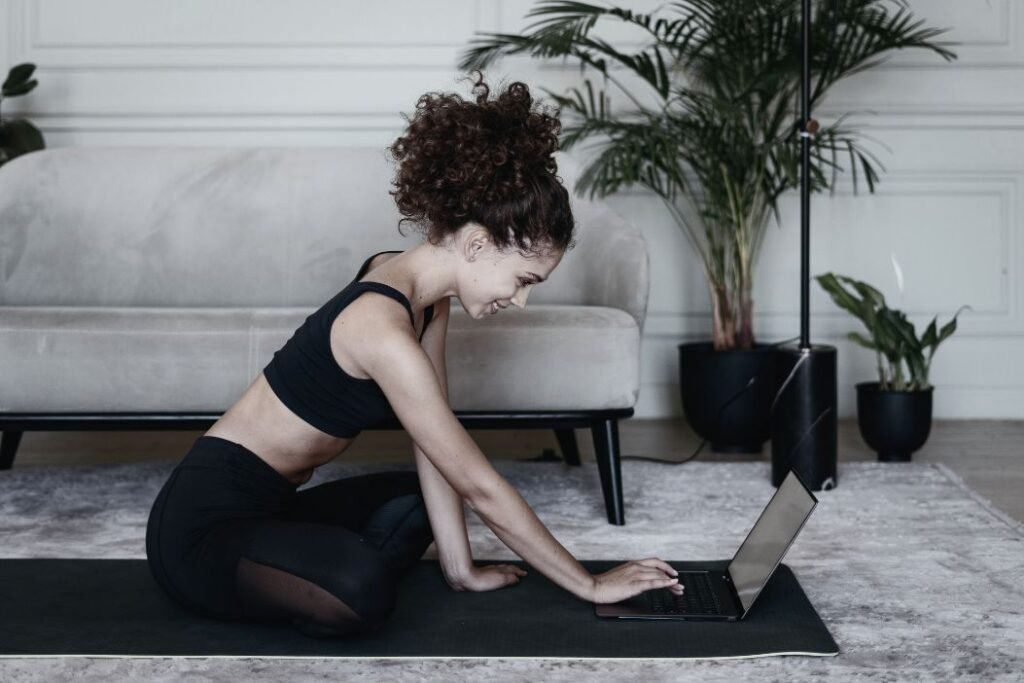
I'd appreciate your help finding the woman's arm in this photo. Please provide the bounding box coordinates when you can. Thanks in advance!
[413,443,474,588]
[358,304,596,602]
[410,298,476,589]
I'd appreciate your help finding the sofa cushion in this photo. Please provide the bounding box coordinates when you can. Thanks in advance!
[0,304,639,414]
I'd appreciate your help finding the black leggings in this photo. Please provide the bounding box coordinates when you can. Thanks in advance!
[145,435,434,638]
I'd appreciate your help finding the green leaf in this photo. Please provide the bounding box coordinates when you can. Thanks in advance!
[2,79,37,98]
[872,310,905,359]
[935,304,971,345]
[839,275,887,308]
[933,319,957,346]
[921,317,938,348]
[847,331,876,350]
[906,357,928,386]
[881,308,922,352]
[815,273,858,309]
[2,63,35,91]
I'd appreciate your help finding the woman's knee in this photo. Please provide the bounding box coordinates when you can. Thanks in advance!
[363,492,429,537]
[310,554,400,631]
[362,493,434,571]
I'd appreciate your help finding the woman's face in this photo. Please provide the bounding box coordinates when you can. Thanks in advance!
[458,231,563,319]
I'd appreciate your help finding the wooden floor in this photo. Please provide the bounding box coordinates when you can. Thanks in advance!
[10,418,1024,523]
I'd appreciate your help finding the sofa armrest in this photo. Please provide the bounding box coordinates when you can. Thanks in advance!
[576,206,650,334]
[554,152,650,333]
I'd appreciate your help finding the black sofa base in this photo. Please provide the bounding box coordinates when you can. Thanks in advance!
[0,409,632,525]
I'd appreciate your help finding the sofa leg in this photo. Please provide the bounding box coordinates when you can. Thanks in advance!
[554,428,581,466]
[590,419,625,525]
[1,430,23,470]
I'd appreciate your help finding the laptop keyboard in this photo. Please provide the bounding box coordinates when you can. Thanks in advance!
[647,571,722,615]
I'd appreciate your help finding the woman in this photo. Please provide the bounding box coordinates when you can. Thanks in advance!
[145,73,682,639]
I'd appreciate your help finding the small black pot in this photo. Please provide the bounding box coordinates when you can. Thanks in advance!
[678,341,776,453]
[856,381,933,462]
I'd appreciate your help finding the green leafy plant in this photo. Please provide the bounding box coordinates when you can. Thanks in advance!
[816,272,969,391]
[459,0,956,350]
[0,62,44,168]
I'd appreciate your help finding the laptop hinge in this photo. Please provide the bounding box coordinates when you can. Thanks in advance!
[721,569,746,617]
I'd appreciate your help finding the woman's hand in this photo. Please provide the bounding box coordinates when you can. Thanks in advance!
[589,558,683,604]
[449,563,527,592]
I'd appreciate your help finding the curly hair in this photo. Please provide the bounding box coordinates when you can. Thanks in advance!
[387,71,576,256]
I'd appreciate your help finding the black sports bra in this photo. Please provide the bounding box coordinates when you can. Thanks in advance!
[262,250,435,438]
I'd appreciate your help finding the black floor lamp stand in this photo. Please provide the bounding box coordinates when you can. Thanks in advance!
[770,0,839,490]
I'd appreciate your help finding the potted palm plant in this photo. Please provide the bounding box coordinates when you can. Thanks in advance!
[816,272,969,461]
[460,0,955,452]
[0,63,44,168]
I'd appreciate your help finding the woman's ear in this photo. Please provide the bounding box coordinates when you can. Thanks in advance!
[464,224,491,262]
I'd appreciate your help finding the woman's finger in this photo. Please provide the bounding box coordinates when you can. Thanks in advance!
[635,558,678,577]
[637,576,679,588]
[633,567,673,582]
[498,564,526,576]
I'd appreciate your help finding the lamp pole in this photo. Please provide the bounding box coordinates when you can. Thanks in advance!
[769,0,838,490]
[800,0,813,350]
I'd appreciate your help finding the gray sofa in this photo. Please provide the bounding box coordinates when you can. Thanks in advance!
[0,146,649,524]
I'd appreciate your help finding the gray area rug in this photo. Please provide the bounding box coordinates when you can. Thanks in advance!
[1,458,1022,682]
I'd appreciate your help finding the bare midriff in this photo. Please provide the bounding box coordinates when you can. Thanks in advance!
[204,373,357,486]
[204,252,420,487]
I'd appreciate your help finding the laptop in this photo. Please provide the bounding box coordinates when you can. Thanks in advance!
[595,469,818,621]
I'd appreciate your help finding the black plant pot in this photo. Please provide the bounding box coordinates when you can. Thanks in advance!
[678,341,776,453]
[856,381,933,462]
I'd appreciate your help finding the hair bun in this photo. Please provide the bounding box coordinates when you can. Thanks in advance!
[388,71,575,255]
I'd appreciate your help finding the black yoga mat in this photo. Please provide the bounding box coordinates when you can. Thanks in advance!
[0,558,838,659]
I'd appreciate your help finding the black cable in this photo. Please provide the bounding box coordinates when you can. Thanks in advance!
[620,336,801,465]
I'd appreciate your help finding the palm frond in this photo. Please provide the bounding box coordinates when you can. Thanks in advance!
[811,0,956,102]
[460,0,958,349]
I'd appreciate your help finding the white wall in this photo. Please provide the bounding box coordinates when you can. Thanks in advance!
[1,0,1019,419]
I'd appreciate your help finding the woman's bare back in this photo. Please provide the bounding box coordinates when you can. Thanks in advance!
[204,252,429,485]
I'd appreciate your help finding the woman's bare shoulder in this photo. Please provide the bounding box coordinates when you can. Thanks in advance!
[329,290,413,380]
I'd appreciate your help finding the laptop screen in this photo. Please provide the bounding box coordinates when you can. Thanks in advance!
[726,470,818,615]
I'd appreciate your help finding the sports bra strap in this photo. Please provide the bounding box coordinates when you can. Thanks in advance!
[352,251,435,340]
[351,281,414,326]
[354,250,403,282]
